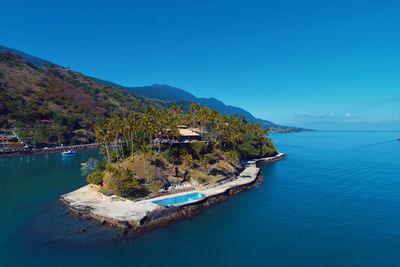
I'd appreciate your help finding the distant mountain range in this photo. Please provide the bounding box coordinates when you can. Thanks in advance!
[126,84,277,127]
[100,84,309,132]
[0,44,310,133]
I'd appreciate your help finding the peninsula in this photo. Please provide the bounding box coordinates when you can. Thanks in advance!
[61,104,284,232]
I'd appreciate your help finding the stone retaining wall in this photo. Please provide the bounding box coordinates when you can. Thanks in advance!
[61,153,284,235]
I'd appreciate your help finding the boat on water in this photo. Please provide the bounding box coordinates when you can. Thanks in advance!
[62,150,77,156]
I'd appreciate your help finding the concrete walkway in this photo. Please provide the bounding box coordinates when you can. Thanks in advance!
[62,185,159,221]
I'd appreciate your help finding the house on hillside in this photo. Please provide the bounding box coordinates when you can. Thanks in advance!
[155,125,204,145]
[176,125,201,142]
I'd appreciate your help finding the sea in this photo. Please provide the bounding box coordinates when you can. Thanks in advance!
[0,131,399,267]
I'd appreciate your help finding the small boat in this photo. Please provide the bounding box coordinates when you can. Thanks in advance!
[62,150,77,155]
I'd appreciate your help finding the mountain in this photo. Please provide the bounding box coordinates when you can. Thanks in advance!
[91,82,304,131]
[0,44,309,138]
[198,98,275,126]
[0,45,54,67]
[0,52,153,145]
[126,84,276,127]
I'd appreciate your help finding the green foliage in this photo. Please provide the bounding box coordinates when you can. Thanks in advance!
[110,168,149,199]
[0,52,278,198]
[95,104,277,165]
[189,141,207,157]
[87,171,104,185]
[203,152,219,165]
[190,170,210,184]
[225,150,240,162]
[91,103,277,198]
[81,158,99,176]
[0,52,158,146]
[180,152,193,167]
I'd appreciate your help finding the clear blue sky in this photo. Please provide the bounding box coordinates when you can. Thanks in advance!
[1,0,399,130]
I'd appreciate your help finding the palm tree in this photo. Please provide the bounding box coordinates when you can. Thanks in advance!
[198,106,211,138]
[125,113,141,157]
[95,123,111,163]
[181,152,193,168]
[170,104,183,115]
[106,117,122,161]
[188,102,201,128]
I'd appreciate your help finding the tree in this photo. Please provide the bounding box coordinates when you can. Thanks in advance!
[188,102,201,127]
[91,102,278,198]
[110,168,148,199]
[87,171,104,185]
[181,152,193,168]
[81,158,99,176]
[31,125,46,148]
[95,123,112,163]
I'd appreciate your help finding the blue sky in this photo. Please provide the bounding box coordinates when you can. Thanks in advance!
[1,0,399,130]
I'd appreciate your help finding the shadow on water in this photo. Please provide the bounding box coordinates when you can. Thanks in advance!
[14,201,122,250]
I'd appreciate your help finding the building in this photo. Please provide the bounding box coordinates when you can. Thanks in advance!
[177,125,201,142]
[155,125,202,145]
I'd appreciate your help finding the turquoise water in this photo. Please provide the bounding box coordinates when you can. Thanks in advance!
[0,131,399,266]
[152,192,206,206]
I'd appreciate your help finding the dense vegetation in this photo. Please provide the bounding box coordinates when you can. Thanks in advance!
[127,84,310,132]
[0,52,157,146]
[0,50,306,149]
[88,103,277,199]
[0,50,278,200]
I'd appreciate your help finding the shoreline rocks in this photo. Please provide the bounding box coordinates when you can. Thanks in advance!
[60,152,285,234]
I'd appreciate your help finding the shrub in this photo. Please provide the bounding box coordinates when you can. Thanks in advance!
[225,150,239,162]
[81,158,99,176]
[180,152,193,167]
[189,141,207,157]
[110,169,148,199]
[87,171,104,185]
[203,152,219,165]
[190,170,210,184]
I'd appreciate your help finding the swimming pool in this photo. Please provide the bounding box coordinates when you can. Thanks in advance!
[152,192,206,206]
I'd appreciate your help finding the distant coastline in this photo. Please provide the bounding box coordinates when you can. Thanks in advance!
[268,127,316,133]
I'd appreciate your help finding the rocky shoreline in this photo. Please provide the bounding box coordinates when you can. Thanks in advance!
[61,152,285,234]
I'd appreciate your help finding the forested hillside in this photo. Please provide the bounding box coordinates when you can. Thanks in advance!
[0,52,153,145]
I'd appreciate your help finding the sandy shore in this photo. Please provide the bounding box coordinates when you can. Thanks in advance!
[61,152,285,232]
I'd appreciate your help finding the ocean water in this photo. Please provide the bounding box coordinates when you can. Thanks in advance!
[0,131,399,267]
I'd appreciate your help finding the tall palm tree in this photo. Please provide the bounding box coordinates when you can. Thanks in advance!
[198,106,211,138]
[125,113,141,157]
[188,102,201,128]
[170,104,183,115]
[95,123,111,163]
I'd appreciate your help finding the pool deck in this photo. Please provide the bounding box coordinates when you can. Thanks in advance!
[61,152,285,226]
